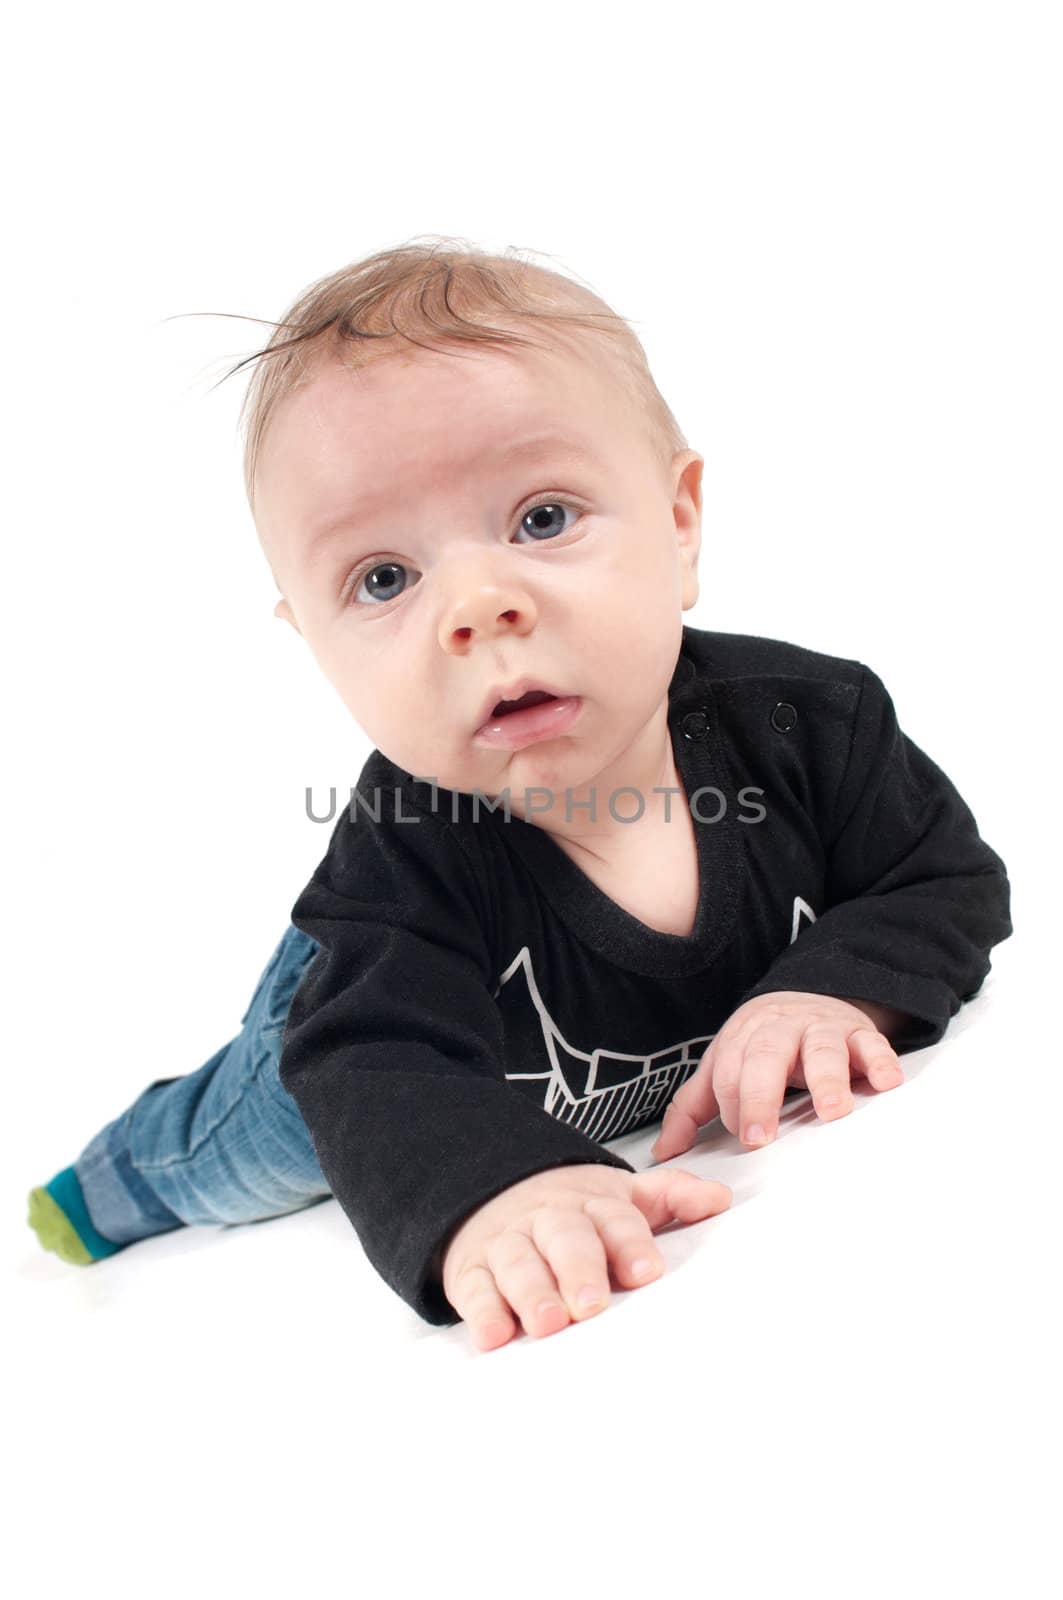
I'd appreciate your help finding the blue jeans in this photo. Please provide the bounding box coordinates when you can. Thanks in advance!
[73,925,330,1246]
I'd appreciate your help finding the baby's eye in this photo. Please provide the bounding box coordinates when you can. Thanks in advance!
[347,502,580,607]
[352,561,421,606]
[513,502,579,543]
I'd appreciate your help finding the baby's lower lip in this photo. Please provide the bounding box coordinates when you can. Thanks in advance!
[473,694,582,750]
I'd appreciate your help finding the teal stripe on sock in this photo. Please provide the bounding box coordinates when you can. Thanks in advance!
[48,1166,125,1259]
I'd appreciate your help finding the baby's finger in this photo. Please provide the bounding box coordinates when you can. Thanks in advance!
[734,1029,796,1146]
[848,1026,905,1089]
[651,1102,698,1163]
[487,1227,576,1339]
[530,1207,612,1323]
[799,1023,854,1121]
[582,1195,666,1289]
[710,1032,760,1140]
[651,1049,721,1160]
[630,1168,733,1231]
[449,1261,519,1352]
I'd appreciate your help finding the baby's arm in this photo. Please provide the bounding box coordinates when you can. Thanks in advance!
[654,663,1012,1159]
[278,774,645,1330]
[735,660,1012,1045]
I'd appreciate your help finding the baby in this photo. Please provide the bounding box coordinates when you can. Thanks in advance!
[28,239,1013,1352]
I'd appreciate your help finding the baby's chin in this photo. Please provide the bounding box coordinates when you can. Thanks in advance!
[373,725,599,805]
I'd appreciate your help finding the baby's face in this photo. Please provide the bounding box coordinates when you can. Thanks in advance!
[255,334,702,805]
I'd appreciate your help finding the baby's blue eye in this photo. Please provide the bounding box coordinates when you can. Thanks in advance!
[357,562,417,605]
[515,503,576,542]
[349,502,578,606]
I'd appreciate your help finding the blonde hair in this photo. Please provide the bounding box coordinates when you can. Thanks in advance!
[211,235,688,515]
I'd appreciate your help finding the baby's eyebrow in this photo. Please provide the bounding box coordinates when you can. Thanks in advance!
[303,432,599,553]
[498,431,598,466]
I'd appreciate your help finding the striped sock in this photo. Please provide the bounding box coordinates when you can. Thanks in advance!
[27,1166,127,1264]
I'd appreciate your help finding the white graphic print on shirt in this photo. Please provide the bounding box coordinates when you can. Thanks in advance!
[494,895,818,1144]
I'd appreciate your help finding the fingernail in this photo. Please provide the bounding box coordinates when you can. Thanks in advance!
[577,1286,604,1309]
[745,1123,767,1144]
[631,1259,655,1280]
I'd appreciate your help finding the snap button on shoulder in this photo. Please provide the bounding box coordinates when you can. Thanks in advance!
[770,701,798,733]
[680,709,711,741]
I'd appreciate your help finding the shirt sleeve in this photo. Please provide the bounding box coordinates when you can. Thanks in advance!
[278,784,636,1327]
[737,663,1013,1051]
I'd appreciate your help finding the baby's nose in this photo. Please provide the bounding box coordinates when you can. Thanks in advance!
[438,576,537,651]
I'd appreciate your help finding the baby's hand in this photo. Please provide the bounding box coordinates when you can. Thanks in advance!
[440,1163,731,1352]
[651,990,906,1162]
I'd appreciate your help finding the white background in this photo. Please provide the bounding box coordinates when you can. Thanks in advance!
[5,3,1060,1596]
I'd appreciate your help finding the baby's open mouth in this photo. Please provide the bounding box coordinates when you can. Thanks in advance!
[474,689,582,747]
[491,689,558,718]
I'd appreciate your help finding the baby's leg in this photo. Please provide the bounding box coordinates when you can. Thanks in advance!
[28,923,330,1262]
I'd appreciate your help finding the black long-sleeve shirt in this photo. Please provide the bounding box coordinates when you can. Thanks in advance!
[279,626,1013,1325]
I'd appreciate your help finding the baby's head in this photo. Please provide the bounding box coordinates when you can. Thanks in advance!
[236,238,703,809]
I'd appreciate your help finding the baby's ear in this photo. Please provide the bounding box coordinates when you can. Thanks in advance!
[273,597,303,636]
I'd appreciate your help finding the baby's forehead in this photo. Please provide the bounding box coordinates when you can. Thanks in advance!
[304,331,599,402]
[275,338,619,462]
[258,350,531,510]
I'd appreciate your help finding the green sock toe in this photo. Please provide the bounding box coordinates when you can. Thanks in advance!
[27,1186,95,1264]
[27,1165,125,1264]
